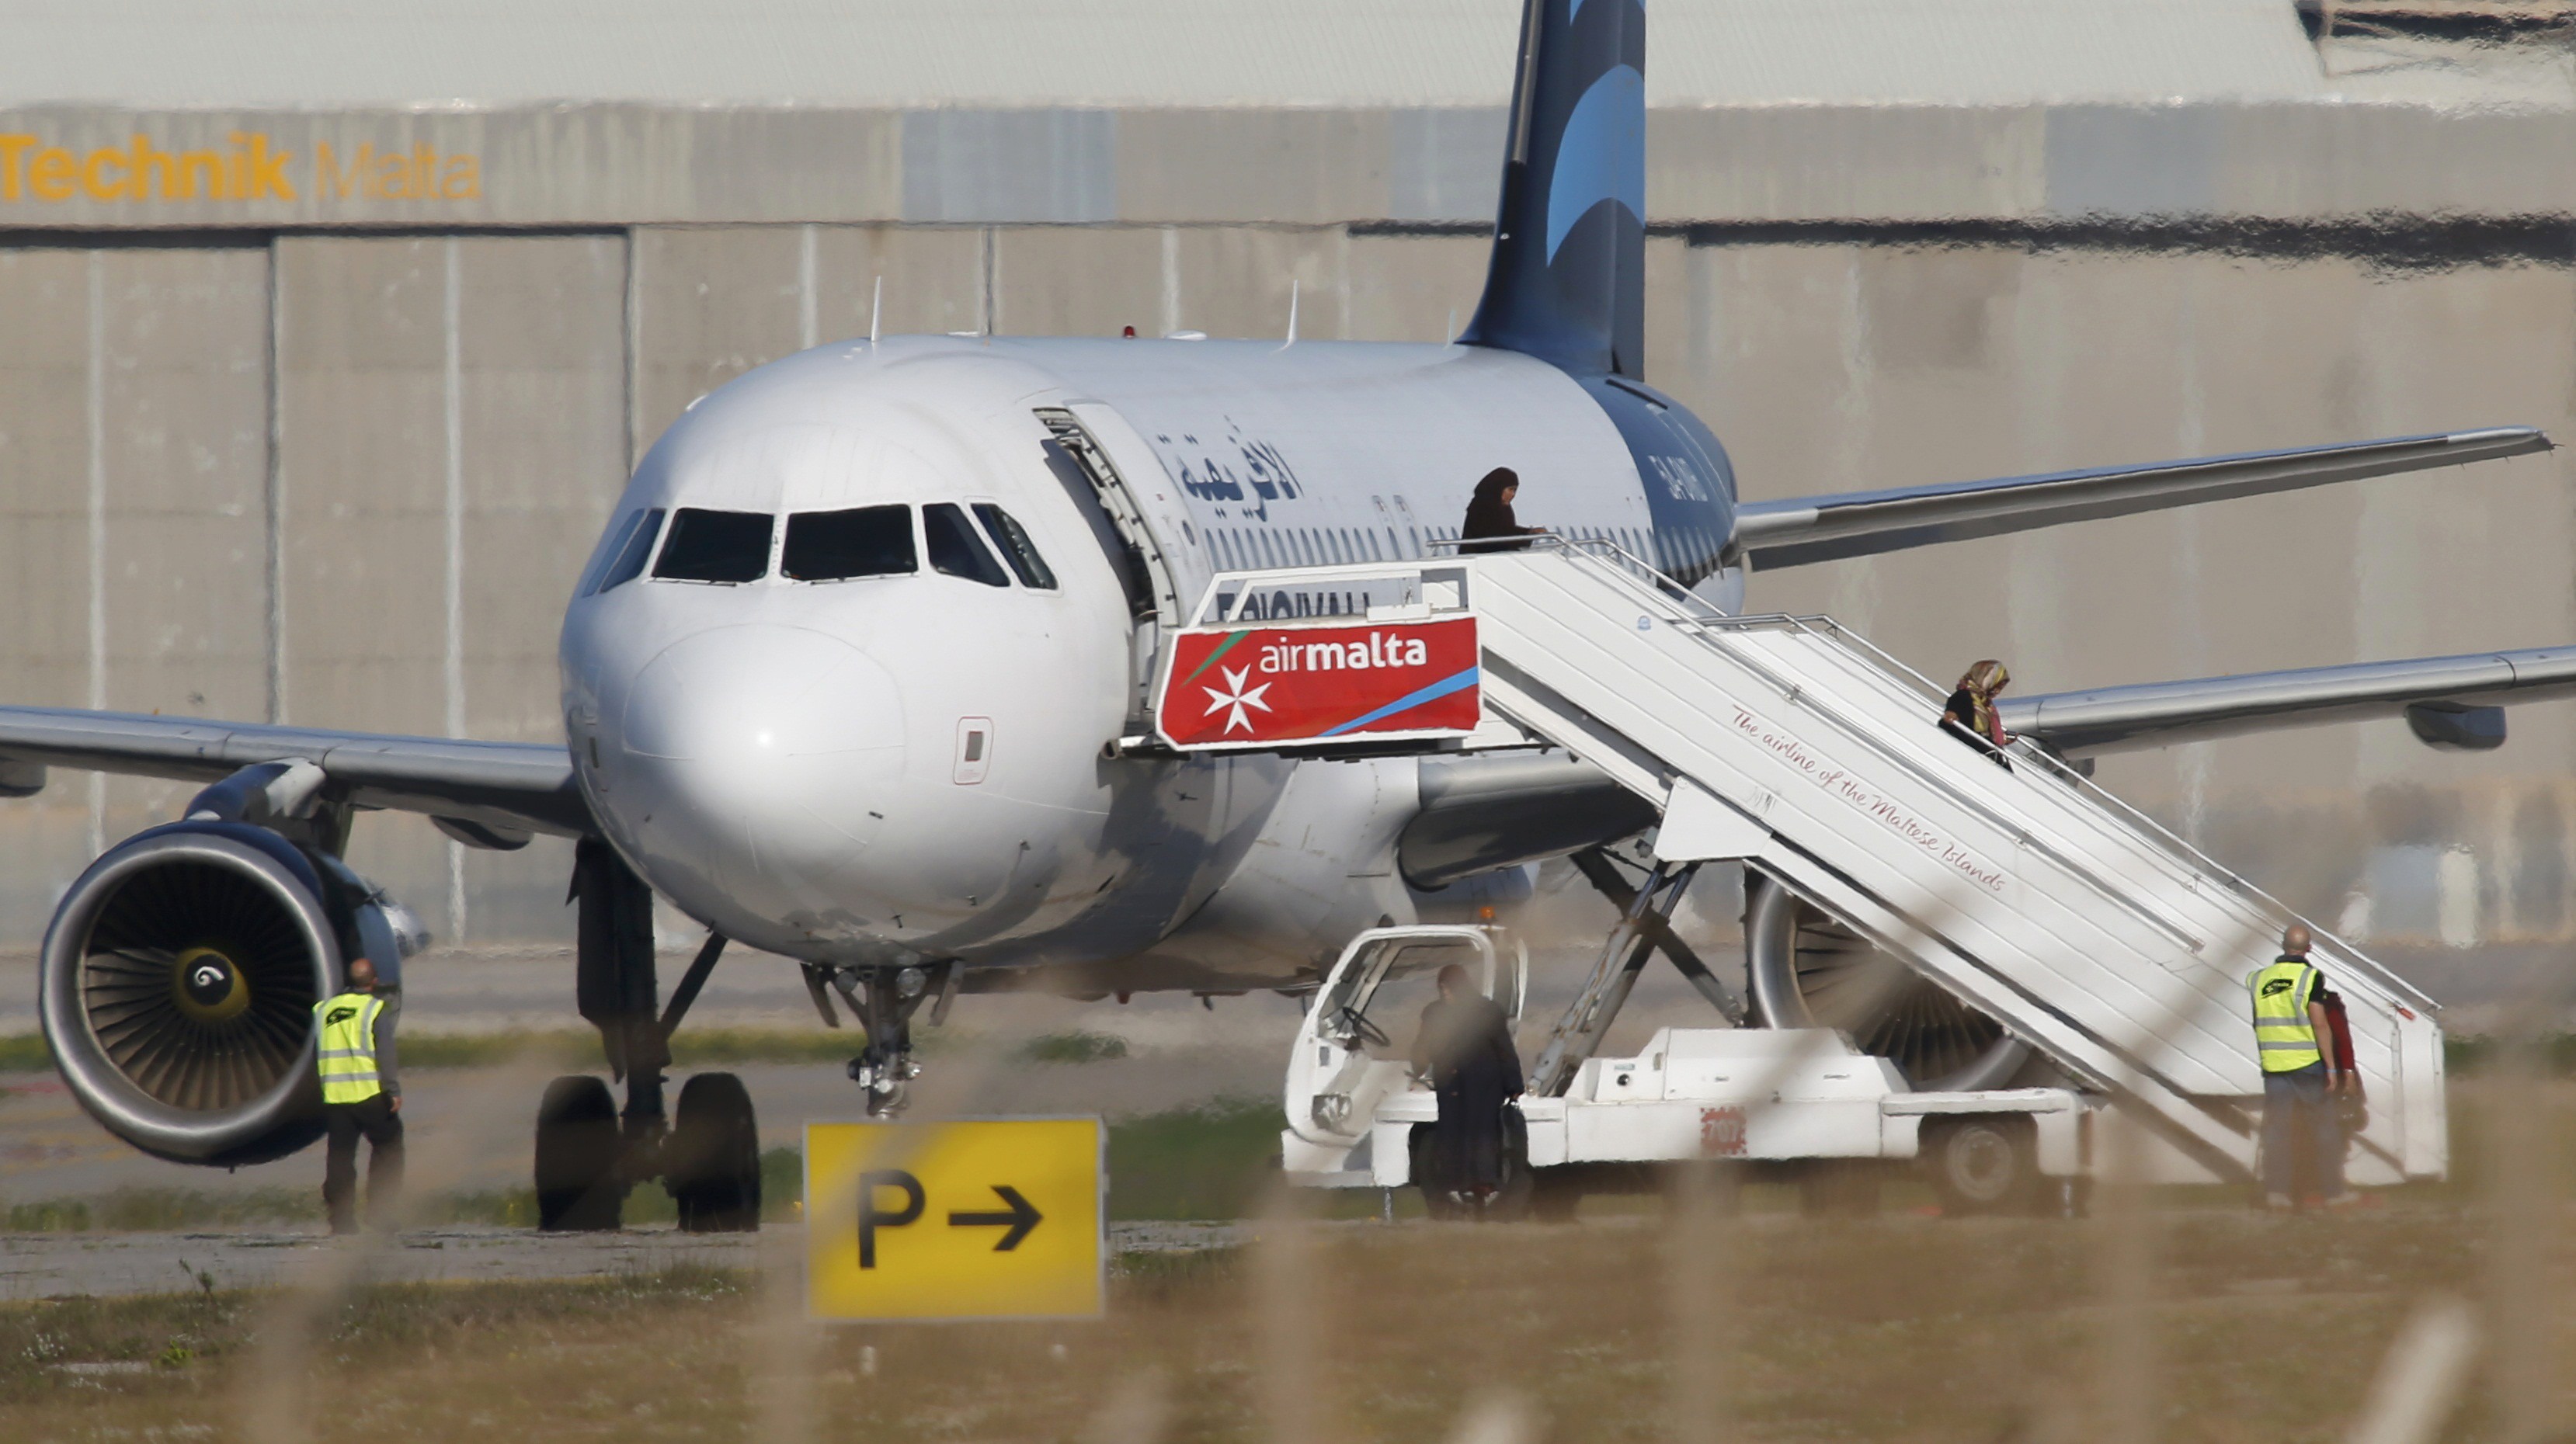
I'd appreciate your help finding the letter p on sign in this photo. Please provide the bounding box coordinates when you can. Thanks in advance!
[805,1117,1104,1321]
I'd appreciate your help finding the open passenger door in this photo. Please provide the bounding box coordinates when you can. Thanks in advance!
[1034,405,1207,723]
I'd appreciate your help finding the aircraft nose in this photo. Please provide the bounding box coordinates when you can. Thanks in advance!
[610,626,906,919]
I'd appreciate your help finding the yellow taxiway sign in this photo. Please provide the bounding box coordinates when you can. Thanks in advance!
[805,1116,1104,1321]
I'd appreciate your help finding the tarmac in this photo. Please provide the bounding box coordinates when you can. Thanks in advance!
[0,1220,1251,1302]
[0,934,2537,1300]
[0,921,1736,1206]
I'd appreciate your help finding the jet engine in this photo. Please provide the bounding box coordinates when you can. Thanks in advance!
[1743,875,2031,1092]
[38,819,425,1166]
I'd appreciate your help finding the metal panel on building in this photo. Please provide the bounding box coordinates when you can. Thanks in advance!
[0,1,2567,950]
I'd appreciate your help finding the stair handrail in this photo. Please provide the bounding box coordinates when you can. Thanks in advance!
[1493,542,2213,950]
[1514,538,2435,1012]
[1168,541,2428,1012]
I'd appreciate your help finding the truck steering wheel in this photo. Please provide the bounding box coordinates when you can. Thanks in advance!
[1333,1007,1392,1050]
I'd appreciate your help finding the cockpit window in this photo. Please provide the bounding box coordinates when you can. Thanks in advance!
[783,505,918,581]
[652,508,773,584]
[585,507,665,596]
[923,502,1010,588]
[972,504,1059,590]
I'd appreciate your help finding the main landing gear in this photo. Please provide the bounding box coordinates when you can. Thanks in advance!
[533,1064,763,1232]
[801,961,958,1116]
[539,842,763,1233]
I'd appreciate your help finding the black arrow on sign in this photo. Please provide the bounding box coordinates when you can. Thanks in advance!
[947,1185,1043,1251]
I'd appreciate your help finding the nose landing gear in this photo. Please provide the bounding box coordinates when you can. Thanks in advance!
[807,962,957,1116]
[845,1050,920,1116]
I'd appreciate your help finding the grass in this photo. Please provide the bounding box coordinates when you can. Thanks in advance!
[0,1203,2547,1442]
[1020,1029,1131,1064]
[2441,1033,2576,1077]
[4,1190,319,1233]
[1107,1099,1283,1221]
[2,1085,2573,1439]
[398,1028,878,1070]
[2,1148,813,1234]
[0,1026,2538,1077]
[0,1102,1273,1231]
[0,1264,750,1411]
[374,1026,1143,1070]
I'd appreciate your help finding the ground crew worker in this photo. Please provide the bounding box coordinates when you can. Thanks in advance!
[315,956,404,1234]
[2247,924,2348,1210]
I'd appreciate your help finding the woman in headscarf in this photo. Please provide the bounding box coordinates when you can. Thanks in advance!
[1942,660,2014,769]
[1460,467,1545,553]
[1410,962,1524,1212]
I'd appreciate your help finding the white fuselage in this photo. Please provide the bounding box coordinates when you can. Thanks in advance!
[559,335,1725,989]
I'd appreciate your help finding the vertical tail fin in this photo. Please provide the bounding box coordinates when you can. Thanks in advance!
[1458,0,1646,379]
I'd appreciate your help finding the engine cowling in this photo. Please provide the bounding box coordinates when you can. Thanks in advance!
[37,821,415,1167]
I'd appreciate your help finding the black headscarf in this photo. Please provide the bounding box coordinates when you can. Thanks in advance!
[1462,467,1532,552]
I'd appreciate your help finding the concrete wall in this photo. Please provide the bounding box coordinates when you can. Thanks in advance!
[5,103,2576,230]
[0,217,2568,951]
[1665,240,2576,944]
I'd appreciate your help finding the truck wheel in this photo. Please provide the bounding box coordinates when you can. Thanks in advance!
[667,1072,763,1233]
[534,1075,625,1231]
[1926,1116,2035,1215]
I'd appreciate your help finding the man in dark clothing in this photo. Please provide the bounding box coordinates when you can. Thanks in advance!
[1460,467,1545,553]
[1410,963,1524,1206]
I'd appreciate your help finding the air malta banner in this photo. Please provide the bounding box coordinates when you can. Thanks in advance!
[1155,616,1481,751]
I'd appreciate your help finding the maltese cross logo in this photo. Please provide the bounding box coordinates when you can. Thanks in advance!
[1200,665,1273,736]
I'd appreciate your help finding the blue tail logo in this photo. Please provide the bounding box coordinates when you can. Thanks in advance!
[1460,0,1646,379]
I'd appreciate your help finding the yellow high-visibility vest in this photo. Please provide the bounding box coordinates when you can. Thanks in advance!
[312,991,386,1104]
[2246,959,2322,1074]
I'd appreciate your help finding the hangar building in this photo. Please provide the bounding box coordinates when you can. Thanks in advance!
[2,0,2571,954]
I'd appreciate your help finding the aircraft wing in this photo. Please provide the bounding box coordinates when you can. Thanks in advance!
[1399,641,2576,883]
[1730,427,2550,570]
[2003,645,2576,757]
[0,706,589,838]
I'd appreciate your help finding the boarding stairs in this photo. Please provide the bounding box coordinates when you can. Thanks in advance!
[1192,543,2448,1185]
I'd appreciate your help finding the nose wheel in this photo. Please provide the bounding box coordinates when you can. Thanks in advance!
[821,964,949,1116]
[846,1047,920,1116]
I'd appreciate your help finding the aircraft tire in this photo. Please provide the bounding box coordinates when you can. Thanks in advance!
[668,1072,763,1233]
[534,1075,625,1231]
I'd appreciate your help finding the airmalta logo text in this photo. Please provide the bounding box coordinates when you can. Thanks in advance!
[0,134,481,204]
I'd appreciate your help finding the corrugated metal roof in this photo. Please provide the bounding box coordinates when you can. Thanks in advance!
[0,0,2327,109]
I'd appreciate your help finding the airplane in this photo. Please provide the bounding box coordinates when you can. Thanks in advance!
[2,0,2562,1228]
